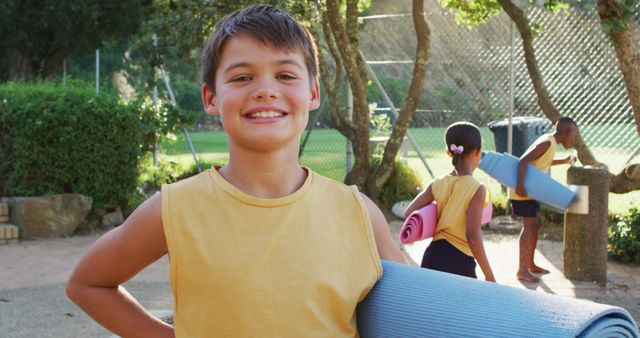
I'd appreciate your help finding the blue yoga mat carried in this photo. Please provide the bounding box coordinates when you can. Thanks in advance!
[357,261,639,338]
[478,151,576,212]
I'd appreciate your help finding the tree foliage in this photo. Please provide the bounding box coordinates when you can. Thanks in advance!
[0,0,149,80]
[597,0,639,32]
[131,0,319,84]
[440,0,568,27]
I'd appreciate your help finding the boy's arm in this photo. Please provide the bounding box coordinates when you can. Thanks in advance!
[403,184,434,218]
[360,193,407,264]
[66,193,174,338]
[516,142,550,197]
[465,186,495,282]
[551,153,575,166]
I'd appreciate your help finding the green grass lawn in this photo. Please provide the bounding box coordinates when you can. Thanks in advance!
[162,127,639,214]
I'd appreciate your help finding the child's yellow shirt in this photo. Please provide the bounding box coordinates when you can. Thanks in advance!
[161,167,382,337]
[509,133,557,201]
[431,175,490,257]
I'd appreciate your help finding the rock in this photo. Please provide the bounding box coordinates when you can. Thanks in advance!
[0,224,19,244]
[391,201,411,219]
[1,195,92,238]
[488,215,522,232]
[0,202,8,216]
[101,208,124,227]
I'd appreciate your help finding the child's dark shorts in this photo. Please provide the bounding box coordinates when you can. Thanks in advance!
[510,199,540,218]
[421,239,477,279]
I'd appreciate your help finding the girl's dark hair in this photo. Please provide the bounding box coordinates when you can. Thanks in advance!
[201,4,319,93]
[444,121,482,167]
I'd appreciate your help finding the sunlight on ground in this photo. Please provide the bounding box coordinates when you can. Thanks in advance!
[403,237,582,298]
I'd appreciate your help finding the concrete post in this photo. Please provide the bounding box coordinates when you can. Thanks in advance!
[564,166,609,285]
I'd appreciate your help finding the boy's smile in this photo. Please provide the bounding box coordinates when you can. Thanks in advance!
[243,106,287,122]
[202,34,320,151]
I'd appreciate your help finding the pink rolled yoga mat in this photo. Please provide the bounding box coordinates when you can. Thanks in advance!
[399,204,437,244]
[400,203,493,244]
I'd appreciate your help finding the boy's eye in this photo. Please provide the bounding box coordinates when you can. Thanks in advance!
[277,73,297,80]
[231,75,252,82]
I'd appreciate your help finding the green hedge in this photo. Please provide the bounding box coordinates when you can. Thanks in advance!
[0,82,141,209]
[608,207,640,263]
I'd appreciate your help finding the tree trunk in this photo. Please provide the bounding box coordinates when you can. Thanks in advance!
[366,0,431,200]
[316,12,356,142]
[596,0,640,194]
[596,0,640,138]
[326,0,371,189]
[7,51,34,81]
[609,164,640,193]
[497,0,601,166]
[6,47,70,81]
[40,47,71,80]
[321,0,431,202]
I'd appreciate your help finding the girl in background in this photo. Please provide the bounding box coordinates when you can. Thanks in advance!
[405,122,495,282]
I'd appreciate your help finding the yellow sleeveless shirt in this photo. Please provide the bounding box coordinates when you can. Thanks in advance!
[431,175,490,257]
[509,133,557,201]
[161,167,382,337]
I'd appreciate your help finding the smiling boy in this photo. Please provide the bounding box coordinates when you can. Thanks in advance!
[66,5,405,337]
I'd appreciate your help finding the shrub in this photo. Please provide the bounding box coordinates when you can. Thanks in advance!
[608,207,640,263]
[540,206,564,227]
[0,82,141,210]
[133,96,198,154]
[490,192,510,216]
[376,159,423,209]
[137,156,183,192]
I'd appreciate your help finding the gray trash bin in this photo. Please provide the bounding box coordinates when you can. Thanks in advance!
[487,116,552,158]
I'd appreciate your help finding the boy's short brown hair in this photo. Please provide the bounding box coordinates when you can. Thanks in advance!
[556,116,577,128]
[201,4,319,93]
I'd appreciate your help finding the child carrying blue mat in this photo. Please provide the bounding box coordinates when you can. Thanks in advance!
[357,261,639,338]
[478,151,577,212]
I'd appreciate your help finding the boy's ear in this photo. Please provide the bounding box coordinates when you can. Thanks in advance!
[201,83,219,116]
[308,78,321,111]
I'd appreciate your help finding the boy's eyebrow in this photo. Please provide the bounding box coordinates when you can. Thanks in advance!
[223,59,305,75]
[275,59,305,71]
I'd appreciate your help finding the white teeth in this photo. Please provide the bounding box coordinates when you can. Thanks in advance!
[248,111,283,118]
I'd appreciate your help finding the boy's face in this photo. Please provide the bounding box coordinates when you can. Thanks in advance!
[560,125,578,148]
[201,34,320,151]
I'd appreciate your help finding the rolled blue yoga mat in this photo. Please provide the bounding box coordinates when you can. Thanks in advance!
[357,261,639,338]
[478,151,576,212]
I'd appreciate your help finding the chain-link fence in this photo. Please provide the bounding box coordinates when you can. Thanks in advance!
[55,2,640,213]
[301,1,640,213]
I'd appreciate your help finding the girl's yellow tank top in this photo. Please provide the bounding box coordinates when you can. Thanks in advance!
[431,175,489,257]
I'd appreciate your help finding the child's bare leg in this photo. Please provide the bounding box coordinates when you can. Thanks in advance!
[517,217,540,283]
[528,214,550,274]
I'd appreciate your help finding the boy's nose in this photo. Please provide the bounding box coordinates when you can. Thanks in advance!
[252,85,279,101]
